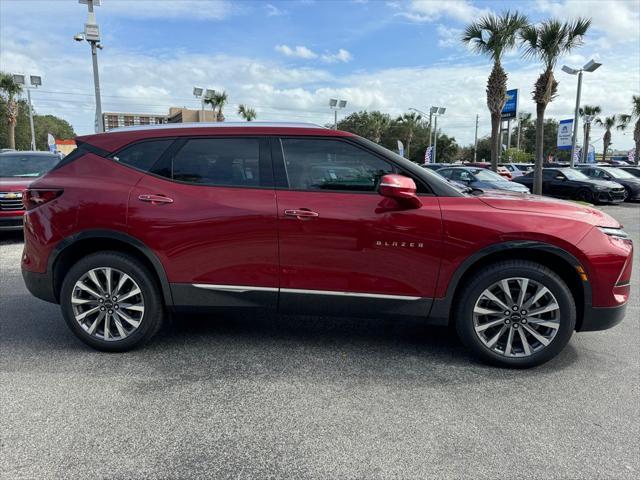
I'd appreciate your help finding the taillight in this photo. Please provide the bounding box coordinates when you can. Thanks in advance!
[23,189,63,210]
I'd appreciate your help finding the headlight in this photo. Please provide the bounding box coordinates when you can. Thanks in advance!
[598,227,630,239]
[594,185,609,191]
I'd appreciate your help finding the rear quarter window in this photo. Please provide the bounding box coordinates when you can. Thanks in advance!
[112,139,173,171]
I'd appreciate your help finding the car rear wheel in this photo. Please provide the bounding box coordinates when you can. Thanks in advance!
[455,260,576,368]
[575,188,593,203]
[60,251,165,351]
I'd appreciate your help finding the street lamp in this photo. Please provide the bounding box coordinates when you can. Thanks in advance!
[194,87,215,120]
[329,98,347,129]
[562,59,602,167]
[75,0,104,133]
[409,107,433,149]
[431,106,446,163]
[12,74,41,150]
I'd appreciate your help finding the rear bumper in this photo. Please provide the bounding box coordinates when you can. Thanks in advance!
[578,303,627,332]
[21,267,57,304]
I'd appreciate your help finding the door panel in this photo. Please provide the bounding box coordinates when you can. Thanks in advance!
[276,190,443,314]
[127,137,279,308]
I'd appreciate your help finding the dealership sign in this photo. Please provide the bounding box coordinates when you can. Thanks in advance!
[557,119,573,150]
[501,89,518,119]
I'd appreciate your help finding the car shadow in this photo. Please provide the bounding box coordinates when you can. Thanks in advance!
[3,293,580,385]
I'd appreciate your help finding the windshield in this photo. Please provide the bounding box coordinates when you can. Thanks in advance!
[473,169,505,182]
[0,153,59,177]
[562,169,589,180]
[604,167,635,179]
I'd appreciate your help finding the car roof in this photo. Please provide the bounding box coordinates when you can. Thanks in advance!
[77,122,353,152]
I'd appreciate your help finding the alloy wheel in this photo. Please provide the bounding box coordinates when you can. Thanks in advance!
[71,267,145,341]
[472,277,561,357]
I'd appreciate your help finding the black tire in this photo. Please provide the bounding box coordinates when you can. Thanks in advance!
[454,260,576,368]
[575,188,593,203]
[60,251,165,351]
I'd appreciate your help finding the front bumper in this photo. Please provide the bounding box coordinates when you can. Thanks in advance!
[578,302,627,331]
[22,267,58,304]
[0,216,23,231]
[595,189,627,203]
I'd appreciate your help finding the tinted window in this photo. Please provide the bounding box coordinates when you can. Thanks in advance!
[113,139,172,171]
[0,153,60,177]
[172,138,260,187]
[543,169,560,179]
[280,138,393,192]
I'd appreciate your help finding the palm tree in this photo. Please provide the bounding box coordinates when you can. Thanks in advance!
[203,93,219,121]
[578,105,601,162]
[462,11,528,171]
[619,95,640,164]
[368,111,391,143]
[237,104,257,122]
[213,91,228,122]
[517,112,533,150]
[520,18,591,194]
[0,72,23,149]
[396,112,422,158]
[595,115,624,162]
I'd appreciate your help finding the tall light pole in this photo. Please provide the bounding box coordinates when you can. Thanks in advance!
[431,107,446,163]
[562,59,602,167]
[194,88,215,121]
[474,114,479,162]
[75,0,104,133]
[329,98,347,129]
[12,74,41,150]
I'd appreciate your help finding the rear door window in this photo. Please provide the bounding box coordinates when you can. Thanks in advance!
[170,138,260,187]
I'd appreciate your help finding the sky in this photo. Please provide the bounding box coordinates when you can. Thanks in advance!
[1,0,639,151]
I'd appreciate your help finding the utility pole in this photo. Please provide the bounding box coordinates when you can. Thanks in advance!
[428,110,434,149]
[506,118,512,151]
[27,88,36,150]
[12,74,41,150]
[570,70,583,167]
[433,116,439,163]
[473,114,479,162]
[75,0,104,133]
[516,113,522,151]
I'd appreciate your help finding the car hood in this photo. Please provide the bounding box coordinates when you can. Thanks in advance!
[477,191,620,227]
[0,177,34,191]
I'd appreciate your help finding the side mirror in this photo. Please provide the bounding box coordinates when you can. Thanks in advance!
[378,174,422,208]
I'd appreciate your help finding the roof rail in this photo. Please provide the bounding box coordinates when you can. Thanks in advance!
[109,121,327,133]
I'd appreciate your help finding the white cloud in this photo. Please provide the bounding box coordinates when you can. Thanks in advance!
[321,49,353,63]
[275,45,318,59]
[436,25,462,48]
[399,0,490,23]
[535,0,640,45]
[275,45,353,63]
[265,3,286,17]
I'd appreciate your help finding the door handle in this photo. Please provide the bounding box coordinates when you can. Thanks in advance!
[138,194,174,204]
[284,208,319,219]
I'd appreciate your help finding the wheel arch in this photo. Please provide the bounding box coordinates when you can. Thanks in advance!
[429,241,591,330]
[49,229,173,306]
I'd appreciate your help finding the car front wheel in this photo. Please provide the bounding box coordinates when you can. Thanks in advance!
[60,251,165,351]
[455,260,576,368]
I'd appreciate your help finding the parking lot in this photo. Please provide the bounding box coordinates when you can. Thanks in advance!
[1,203,638,479]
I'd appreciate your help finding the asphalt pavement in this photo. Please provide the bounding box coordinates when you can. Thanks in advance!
[1,203,639,480]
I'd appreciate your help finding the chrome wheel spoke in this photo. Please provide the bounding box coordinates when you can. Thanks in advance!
[500,279,514,304]
[523,325,551,346]
[117,287,141,303]
[528,319,560,329]
[116,310,140,329]
[528,301,560,317]
[482,290,509,311]
[474,306,503,316]
[523,285,550,309]
[516,278,529,307]
[71,267,144,342]
[504,327,515,356]
[486,325,507,348]
[475,318,506,333]
[518,328,532,356]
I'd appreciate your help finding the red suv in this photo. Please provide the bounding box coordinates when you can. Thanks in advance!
[21,123,633,367]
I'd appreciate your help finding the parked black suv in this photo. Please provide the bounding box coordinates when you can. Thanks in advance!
[513,168,627,204]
